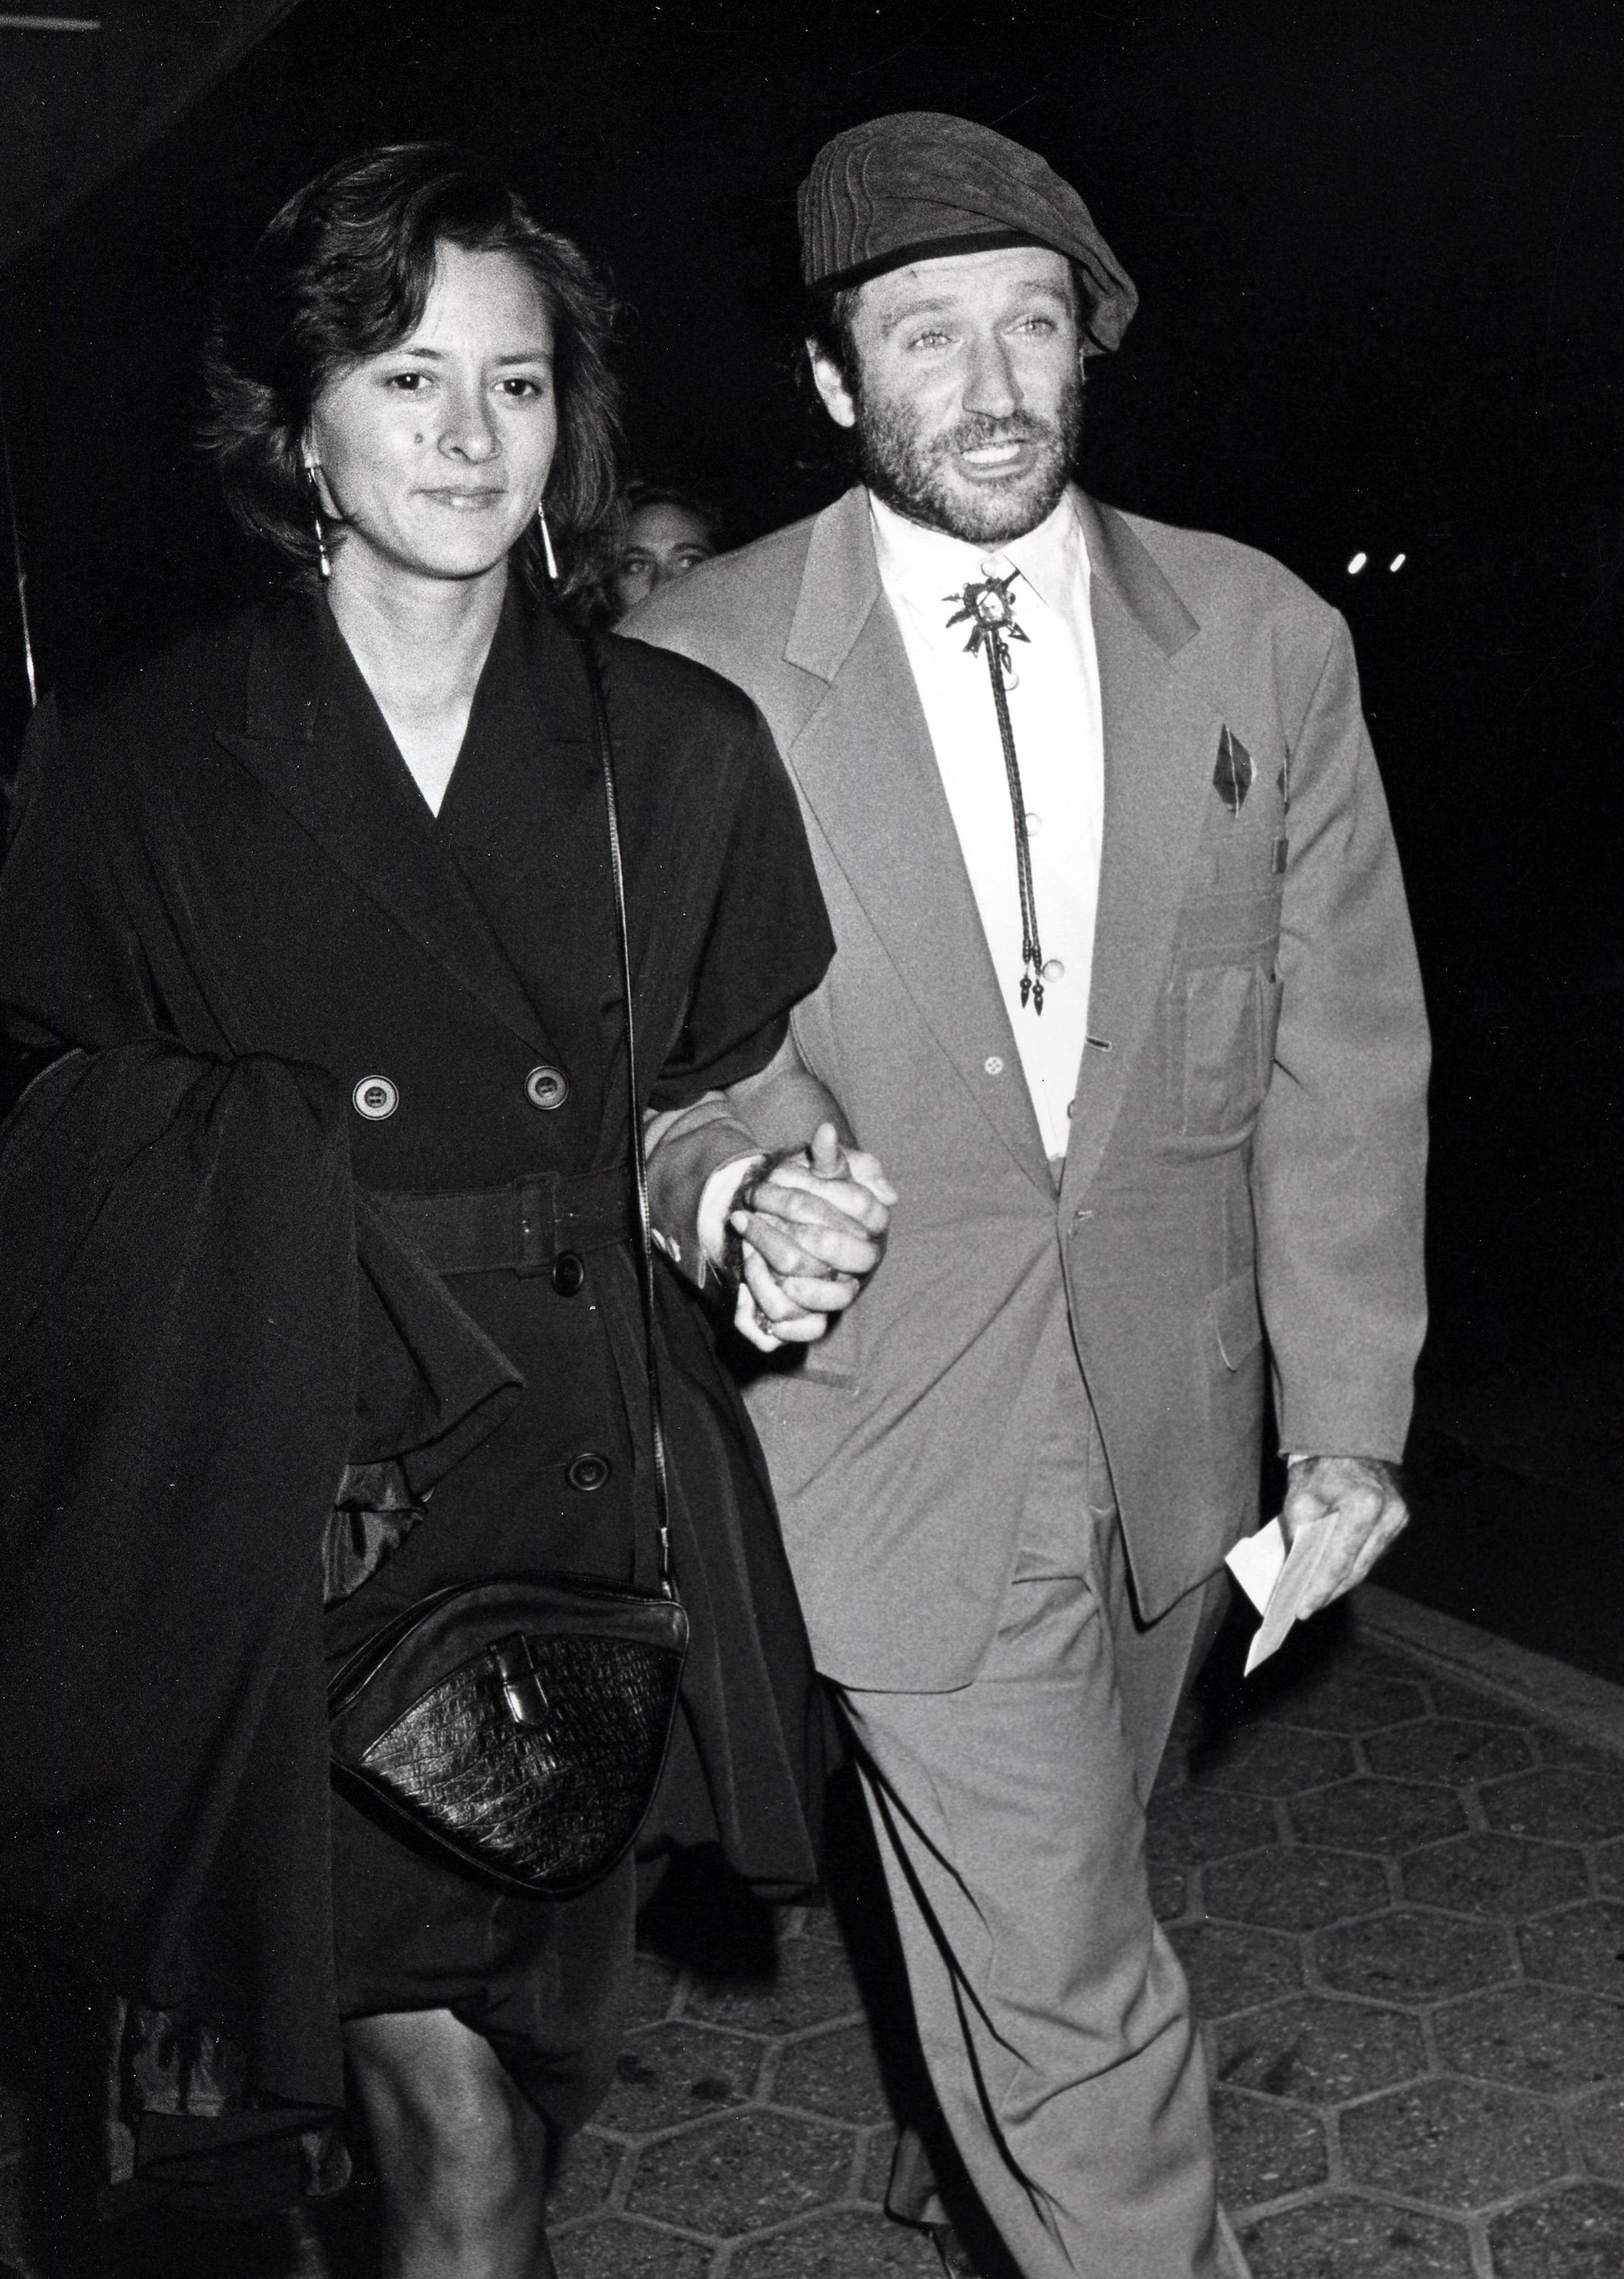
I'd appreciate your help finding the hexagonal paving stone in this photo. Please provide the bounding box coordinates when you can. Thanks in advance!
[1316,1910,1514,2003]
[1150,1860,1188,1923]
[1214,1993,1423,2103]
[1147,1785,1278,1866]
[1487,2180,1624,2276]
[627,2109,855,2232]
[1265,1665,1428,1734]
[550,2130,621,2224]
[728,2207,942,2275]
[1435,1983,1624,2094]
[1189,1727,1355,1797]
[1401,1830,1591,1920]
[1341,2076,1567,2210]
[771,2021,890,2125]
[1167,1921,1303,2018]
[1520,1901,1624,1997]
[1363,1718,1534,1787]
[625,1951,682,2031]
[1482,1768,1624,1844]
[1597,1839,1624,1898]
[553,2217,711,2277]
[1204,1844,1389,1931]
[861,2126,899,2205]
[1288,1774,1464,1854]
[684,1936,864,2036]
[1211,2087,1325,2206]
[598,2022,763,2136]
[1536,1730,1624,1775]
[1237,2196,1474,2278]
[1574,2087,1624,2179]
[1427,1680,1534,1727]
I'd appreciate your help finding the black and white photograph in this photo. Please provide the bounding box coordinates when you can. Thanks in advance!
[2,5,1619,2276]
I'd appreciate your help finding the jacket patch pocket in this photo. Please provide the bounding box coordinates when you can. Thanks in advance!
[1170,959,1273,1140]
[1210,1269,1264,1370]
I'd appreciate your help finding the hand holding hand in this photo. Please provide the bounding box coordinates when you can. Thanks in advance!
[728,1123,896,1351]
[1281,1454,1409,1617]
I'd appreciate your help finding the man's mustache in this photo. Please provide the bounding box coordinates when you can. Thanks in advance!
[929,412,1056,458]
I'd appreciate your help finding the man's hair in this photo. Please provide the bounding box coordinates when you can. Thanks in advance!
[618,477,727,555]
[198,143,623,592]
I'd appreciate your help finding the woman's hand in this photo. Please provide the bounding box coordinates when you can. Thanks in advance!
[729,1123,895,1350]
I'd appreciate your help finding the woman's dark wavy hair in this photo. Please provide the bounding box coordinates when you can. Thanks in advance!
[198,143,623,594]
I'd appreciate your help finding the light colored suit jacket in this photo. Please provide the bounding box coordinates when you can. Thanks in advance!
[630,485,1429,1692]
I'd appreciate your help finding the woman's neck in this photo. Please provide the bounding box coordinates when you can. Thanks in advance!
[324,555,511,816]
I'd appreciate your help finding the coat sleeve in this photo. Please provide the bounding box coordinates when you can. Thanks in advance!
[0,696,161,1050]
[648,706,836,1110]
[1252,613,1430,1460]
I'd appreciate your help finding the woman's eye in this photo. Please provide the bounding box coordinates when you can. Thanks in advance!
[385,371,428,391]
[499,376,546,399]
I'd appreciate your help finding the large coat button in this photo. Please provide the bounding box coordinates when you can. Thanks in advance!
[566,1452,611,1493]
[551,1251,585,1297]
[352,1075,399,1121]
[525,1065,569,1111]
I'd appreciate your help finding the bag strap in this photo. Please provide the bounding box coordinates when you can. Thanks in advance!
[575,634,677,1602]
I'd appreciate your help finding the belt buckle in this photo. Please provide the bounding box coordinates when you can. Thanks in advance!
[515,1177,554,1275]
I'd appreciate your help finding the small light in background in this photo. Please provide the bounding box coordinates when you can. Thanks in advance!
[1389,552,1407,572]
[1347,552,1368,574]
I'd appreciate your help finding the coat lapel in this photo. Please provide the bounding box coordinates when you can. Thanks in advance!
[1062,495,1222,1204]
[215,591,560,1057]
[785,491,1047,1187]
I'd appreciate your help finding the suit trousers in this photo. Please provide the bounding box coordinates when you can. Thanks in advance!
[839,1367,1227,2278]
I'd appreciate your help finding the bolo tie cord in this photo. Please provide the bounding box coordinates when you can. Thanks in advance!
[946,570,1046,1014]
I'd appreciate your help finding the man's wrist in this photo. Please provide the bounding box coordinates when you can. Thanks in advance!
[697,1153,769,1284]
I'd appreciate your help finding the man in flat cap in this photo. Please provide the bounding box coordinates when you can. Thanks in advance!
[632,111,1427,2279]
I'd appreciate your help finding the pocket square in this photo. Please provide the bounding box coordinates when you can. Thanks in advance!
[1214,726,1254,814]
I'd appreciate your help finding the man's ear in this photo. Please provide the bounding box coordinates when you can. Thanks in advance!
[807,343,858,431]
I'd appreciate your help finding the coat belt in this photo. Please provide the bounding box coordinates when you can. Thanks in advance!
[369,1166,634,1275]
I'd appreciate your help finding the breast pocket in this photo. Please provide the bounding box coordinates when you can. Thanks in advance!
[1164,892,1284,1144]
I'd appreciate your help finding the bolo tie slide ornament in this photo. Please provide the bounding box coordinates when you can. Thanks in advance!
[945,571,1046,1013]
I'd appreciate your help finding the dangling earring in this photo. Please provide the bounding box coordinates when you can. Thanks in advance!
[304,454,332,581]
[537,502,560,583]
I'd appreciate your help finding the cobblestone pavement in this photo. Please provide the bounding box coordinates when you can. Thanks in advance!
[7,1589,1624,2277]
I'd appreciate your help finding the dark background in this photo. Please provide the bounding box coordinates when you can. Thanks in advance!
[2,0,1620,1669]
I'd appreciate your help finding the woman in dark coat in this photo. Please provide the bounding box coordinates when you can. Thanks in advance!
[0,145,886,2276]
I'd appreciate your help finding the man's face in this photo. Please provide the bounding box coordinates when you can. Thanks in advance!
[810,244,1084,546]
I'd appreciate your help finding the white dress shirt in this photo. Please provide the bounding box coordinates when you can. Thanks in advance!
[869,488,1105,1163]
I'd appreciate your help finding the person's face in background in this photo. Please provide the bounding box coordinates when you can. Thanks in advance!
[611,501,717,617]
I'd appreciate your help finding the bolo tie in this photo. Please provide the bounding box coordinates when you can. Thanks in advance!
[945,566,1048,1013]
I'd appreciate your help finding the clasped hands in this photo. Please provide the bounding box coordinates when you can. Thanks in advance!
[725,1121,896,1351]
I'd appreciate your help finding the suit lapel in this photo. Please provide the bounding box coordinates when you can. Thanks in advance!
[785,491,1047,1187]
[215,591,559,1056]
[1063,495,1222,1204]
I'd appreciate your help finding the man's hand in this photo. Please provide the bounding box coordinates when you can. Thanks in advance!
[729,1122,896,1350]
[1281,1454,1409,1617]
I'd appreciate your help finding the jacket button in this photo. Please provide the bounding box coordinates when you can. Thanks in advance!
[525,1064,569,1111]
[984,1055,1004,1076]
[566,1452,611,1493]
[551,1250,585,1297]
[352,1075,399,1121]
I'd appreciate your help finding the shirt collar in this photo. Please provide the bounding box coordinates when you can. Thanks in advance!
[867,484,1091,631]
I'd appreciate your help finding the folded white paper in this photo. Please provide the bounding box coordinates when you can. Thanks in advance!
[1226,1515,1338,1674]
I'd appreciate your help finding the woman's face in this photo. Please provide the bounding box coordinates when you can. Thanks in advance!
[307,243,557,591]
[611,501,716,618]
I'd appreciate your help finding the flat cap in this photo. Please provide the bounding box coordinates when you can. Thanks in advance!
[798,111,1136,353]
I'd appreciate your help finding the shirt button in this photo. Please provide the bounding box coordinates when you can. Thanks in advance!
[566,1451,611,1494]
[984,1055,1004,1076]
[525,1064,569,1111]
[1041,959,1065,983]
[551,1251,585,1297]
[1025,810,1043,835]
[1066,1098,1077,1119]
[352,1075,398,1121]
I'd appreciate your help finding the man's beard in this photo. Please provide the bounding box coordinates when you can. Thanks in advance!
[854,370,1084,546]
